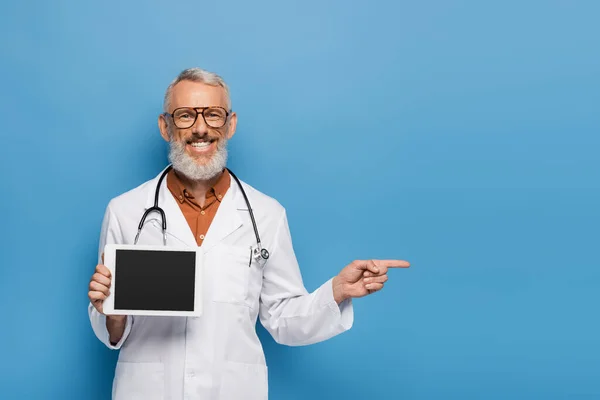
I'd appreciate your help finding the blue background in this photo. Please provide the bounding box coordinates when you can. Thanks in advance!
[1,1,599,399]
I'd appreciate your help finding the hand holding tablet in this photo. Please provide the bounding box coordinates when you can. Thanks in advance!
[88,261,115,316]
[90,244,203,317]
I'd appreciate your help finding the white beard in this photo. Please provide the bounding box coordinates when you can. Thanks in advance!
[168,137,228,181]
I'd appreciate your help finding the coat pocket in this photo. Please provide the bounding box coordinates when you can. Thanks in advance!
[219,361,268,400]
[207,245,253,307]
[112,361,165,400]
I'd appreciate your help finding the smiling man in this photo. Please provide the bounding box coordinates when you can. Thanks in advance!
[87,67,410,400]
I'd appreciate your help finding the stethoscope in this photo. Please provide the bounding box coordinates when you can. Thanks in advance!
[134,165,270,263]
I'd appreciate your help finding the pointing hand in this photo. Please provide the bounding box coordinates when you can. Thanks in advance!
[332,259,410,303]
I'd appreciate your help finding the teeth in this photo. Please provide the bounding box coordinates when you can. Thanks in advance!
[190,142,210,148]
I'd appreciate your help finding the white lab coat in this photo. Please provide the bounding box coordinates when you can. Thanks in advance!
[88,168,354,400]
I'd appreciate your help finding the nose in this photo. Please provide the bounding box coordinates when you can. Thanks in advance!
[191,113,209,135]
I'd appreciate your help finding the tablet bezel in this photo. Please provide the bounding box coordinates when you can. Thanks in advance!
[102,243,202,317]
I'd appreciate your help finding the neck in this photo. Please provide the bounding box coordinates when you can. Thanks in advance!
[174,168,224,201]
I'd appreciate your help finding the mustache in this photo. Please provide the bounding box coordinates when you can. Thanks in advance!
[183,132,220,143]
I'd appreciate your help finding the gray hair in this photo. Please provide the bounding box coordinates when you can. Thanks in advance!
[163,67,231,112]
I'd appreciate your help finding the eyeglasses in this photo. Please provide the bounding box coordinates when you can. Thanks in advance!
[165,106,230,129]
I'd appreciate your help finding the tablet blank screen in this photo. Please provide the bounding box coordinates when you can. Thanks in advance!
[114,249,196,311]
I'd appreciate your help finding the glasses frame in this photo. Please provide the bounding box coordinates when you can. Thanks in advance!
[164,106,231,129]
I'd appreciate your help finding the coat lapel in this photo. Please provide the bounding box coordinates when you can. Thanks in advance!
[201,174,245,253]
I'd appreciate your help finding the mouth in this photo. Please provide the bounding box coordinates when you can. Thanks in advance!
[186,137,217,155]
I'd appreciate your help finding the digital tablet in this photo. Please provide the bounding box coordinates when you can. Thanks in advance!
[102,243,203,317]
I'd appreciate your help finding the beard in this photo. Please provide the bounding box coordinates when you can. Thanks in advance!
[168,133,228,181]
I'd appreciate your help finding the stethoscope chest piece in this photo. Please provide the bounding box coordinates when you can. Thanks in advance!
[253,247,270,262]
[261,248,270,260]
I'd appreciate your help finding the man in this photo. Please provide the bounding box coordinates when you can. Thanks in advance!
[88,67,410,400]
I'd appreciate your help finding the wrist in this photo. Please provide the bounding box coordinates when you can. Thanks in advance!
[106,315,126,325]
[332,276,347,305]
[106,315,127,346]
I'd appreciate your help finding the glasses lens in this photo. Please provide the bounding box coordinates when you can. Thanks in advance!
[203,107,227,128]
[172,108,197,128]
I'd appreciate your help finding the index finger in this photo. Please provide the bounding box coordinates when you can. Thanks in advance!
[95,264,111,278]
[374,260,411,270]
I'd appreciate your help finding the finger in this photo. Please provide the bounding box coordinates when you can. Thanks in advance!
[363,271,373,278]
[88,291,107,302]
[89,281,110,296]
[365,282,384,292]
[354,260,380,274]
[363,274,388,284]
[373,260,410,273]
[95,264,111,278]
[92,273,111,287]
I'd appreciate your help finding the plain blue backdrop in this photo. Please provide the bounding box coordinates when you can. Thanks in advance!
[1,1,599,399]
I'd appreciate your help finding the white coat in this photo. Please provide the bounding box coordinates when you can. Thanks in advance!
[88,168,354,400]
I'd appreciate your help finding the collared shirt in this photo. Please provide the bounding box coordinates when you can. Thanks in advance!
[166,169,231,246]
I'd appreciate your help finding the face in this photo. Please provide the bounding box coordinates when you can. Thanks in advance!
[158,80,237,180]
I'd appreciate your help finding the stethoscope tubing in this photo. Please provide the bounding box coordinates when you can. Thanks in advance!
[134,165,269,261]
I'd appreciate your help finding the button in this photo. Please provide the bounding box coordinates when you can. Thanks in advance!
[187,370,196,378]
[201,210,205,215]
[178,195,183,201]
[199,234,205,240]
[218,194,223,199]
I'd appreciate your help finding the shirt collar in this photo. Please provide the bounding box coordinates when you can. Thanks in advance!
[212,169,231,202]
[167,168,231,204]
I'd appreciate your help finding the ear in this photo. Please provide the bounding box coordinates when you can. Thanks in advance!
[226,112,237,140]
[158,113,171,142]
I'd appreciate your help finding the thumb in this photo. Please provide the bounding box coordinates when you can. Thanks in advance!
[353,260,379,274]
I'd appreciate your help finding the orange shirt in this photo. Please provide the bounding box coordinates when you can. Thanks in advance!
[166,169,231,246]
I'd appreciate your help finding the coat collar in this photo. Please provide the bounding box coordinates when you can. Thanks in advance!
[144,166,248,251]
